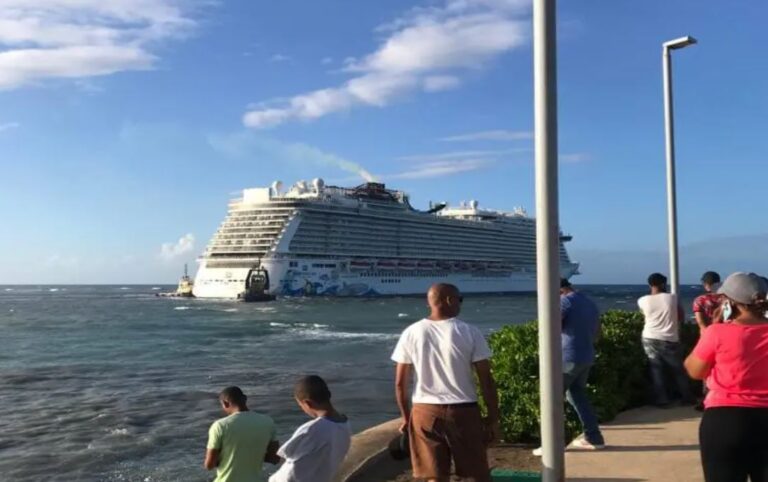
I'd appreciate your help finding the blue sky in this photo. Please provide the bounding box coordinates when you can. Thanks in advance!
[1,0,766,284]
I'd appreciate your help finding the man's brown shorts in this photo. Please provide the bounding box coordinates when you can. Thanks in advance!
[408,402,490,481]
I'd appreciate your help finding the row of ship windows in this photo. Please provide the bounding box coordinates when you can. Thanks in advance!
[301,212,536,229]
[293,227,537,243]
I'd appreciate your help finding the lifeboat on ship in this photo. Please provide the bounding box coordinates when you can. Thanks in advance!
[349,259,374,270]
[377,260,397,270]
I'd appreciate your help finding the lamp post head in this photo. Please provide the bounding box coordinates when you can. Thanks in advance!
[664,36,697,51]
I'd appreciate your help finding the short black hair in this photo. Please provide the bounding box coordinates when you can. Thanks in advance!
[701,271,721,285]
[560,278,572,289]
[220,386,247,407]
[294,375,331,404]
[648,273,667,288]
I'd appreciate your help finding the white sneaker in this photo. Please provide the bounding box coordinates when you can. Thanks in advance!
[568,436,605,451]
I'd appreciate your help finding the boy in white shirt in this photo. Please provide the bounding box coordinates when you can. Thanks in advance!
[269,376,351,482]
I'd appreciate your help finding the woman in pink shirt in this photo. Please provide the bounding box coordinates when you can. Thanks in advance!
[685,272,768,482]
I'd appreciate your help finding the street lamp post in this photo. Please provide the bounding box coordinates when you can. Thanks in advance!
[662,36,696,296]
[534,0,564,481]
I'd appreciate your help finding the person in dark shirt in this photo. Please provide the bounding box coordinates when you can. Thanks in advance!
[534,279,604,455]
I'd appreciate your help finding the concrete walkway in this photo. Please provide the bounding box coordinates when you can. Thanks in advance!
[565,405,702,482]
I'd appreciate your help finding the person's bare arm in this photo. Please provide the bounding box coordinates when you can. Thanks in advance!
[474,359,500,444]
[264,440,281,465]
[694,312,708,332]
[395,363,412,433]
[204,448,219,470]
[684,353,712,380]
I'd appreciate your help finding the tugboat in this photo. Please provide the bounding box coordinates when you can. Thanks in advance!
[237,266,276,302]
[157,265,195,298]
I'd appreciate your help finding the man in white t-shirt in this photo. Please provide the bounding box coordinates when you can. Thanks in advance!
[638,273,693,407]
[391,283,499,482]
[269,376,351,482]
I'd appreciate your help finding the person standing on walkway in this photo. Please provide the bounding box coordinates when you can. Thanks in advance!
[555,279,605,450]
[685,272,768,482]
[693,271,722,332]
[205,386,279,482]
[392,283,500,482]
[638,273,694,406]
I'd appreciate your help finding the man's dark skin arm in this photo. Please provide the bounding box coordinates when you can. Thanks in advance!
[264,440,281,465]
[474,359,500,444]
[395,363,412,432]
[204,448,219,470]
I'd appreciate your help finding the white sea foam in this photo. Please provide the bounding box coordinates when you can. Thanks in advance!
[222,308,238,313]
[397,313,409,318]
[108,428,129,436]
[269,322,290,327]
[292,328,398,341]
[119,287,131,290]
[174,306,191,311]
[49,288,59,292]
[151,287,161,290]
[4,288,13,291]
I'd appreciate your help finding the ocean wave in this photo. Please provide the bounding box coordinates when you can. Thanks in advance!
[291,328,398,341]
[173,306,191,311]
[49,288,59,292]
[269,322,290,327]
[108,428,130,436]
[397,313,409,318]
[221,308,238,313]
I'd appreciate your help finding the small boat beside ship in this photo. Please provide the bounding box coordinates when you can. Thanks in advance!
[156,265,195,298]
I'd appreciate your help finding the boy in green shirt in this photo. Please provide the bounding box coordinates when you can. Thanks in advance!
[204,386,279,482]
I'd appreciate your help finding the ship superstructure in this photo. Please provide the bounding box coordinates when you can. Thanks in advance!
[192,180,579,298]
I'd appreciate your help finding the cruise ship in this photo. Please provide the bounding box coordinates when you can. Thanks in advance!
[192,179,579,298]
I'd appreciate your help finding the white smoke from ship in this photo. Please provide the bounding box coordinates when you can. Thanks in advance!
[208,132,376,183]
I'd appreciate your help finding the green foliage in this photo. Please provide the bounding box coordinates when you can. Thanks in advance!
[487,310,698,443]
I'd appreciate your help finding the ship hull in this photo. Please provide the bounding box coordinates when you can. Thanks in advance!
[192,258,578,298]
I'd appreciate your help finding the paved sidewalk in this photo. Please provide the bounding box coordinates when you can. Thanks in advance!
[565,405,702,482]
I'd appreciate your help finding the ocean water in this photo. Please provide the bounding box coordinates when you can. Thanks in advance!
[0,285,701,481]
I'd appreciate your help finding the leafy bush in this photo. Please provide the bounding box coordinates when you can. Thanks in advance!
[488,309,699,443]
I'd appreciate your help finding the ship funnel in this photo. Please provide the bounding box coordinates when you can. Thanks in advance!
[271,180,283,195]
[470,200,479,209]
[312,178,325,193]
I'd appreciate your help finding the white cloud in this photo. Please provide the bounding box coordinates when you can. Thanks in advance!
[440,129,532,142]
[270,53,291,63]
[386,158,492,180]
[243,0,530,128]
[423,75,461,92]
[560,153,591,163]
[0,121,20,132]
[160,233,195,261]
[0,0,199,90]
[397,148,528,162]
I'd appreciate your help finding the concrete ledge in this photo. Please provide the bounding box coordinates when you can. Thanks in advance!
[336,419,410,482]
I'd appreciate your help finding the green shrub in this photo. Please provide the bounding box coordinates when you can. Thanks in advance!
[488,309,698,443]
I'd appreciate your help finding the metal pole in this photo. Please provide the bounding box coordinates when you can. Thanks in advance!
[662,47,679,297]
[534,0,564,480]
[662,36,696,296]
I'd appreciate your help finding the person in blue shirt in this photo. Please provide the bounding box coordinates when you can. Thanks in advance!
[534,279,604,455]
[562,279,605,447]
